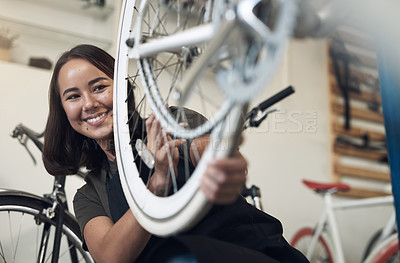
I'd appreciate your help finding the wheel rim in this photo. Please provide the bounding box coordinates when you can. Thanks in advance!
[365,233,399,263]
[291,227,334,263]
[0,205,93,263]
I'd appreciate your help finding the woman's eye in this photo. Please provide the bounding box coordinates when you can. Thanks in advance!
[93,85,107,92]
[66,94,80,100]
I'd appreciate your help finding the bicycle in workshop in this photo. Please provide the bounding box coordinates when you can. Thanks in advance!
[111,0,394,235]
[0,124,94,263]
[290,179,398,263]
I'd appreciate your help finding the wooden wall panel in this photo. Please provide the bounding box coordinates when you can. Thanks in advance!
[328,27,391,198]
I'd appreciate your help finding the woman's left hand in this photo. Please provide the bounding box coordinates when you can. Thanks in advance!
[200,153,248,204]
[145,113,185,195]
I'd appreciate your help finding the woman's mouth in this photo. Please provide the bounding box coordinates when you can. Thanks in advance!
[84,111,109,124]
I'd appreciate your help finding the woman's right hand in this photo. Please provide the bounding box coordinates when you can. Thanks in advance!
[200,153,247,204]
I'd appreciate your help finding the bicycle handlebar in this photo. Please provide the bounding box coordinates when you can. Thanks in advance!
[10,124,87,179]
[245,86,295,129]
[257,86,295,113]
[11,124,44,151]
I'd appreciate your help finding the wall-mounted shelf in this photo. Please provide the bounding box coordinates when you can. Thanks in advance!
[0,0,118,67]
[328,24,391,198]
[0,15,112,50]
[19,0,115,20]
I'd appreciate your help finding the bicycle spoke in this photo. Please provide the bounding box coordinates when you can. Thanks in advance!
[7,211,16,263]
[162,128,178,193]
[36,222,40,260]
[38,222,51,263]
[43,241,76,263]
[0,242,6,262]
[45,251,52,263]
[59,243,78,262]
[13,212,24,262]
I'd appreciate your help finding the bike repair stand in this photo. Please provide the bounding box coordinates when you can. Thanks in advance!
[378,41,400,240]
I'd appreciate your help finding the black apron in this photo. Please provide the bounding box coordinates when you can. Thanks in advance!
[105,153,308,263]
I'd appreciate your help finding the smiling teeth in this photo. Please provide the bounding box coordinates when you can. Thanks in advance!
[87,112,106,123]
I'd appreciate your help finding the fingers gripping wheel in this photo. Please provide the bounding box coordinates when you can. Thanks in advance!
[114,0,297,236]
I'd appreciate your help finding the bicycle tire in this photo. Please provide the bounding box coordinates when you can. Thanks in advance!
[363,228,398,261]
[114,0,296,236]
[364,233,399,263]
[0,189,94,263]
[291,226,335,263]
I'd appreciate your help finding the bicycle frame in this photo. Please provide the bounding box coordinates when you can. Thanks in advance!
[308,193,394,263]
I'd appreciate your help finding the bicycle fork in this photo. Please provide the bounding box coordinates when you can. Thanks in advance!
[36,176,80,263]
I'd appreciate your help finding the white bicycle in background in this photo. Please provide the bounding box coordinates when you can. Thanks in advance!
[290,179,398,263]
[112,0,400,249]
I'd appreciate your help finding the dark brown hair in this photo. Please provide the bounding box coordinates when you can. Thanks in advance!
[43,44,114,175]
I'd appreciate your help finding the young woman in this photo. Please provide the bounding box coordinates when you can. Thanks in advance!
[43,44,308,263]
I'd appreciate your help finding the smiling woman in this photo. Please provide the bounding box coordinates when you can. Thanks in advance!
[43,45,116,176]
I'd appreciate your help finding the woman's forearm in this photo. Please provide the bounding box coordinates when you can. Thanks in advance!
[85,210,151,263]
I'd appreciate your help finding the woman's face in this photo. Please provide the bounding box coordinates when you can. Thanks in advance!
[58,58,113,142]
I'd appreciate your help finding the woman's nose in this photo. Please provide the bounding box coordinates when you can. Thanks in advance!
[82,94,97,111]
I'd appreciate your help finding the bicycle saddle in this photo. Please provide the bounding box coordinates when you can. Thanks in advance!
[302,179,350,193]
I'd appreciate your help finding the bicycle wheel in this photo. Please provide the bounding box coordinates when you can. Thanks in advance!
[291,227,335,263]
[114,0,297,236]
[364,233,399,263]
[363,228,398,261]
[0,190,94,263]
